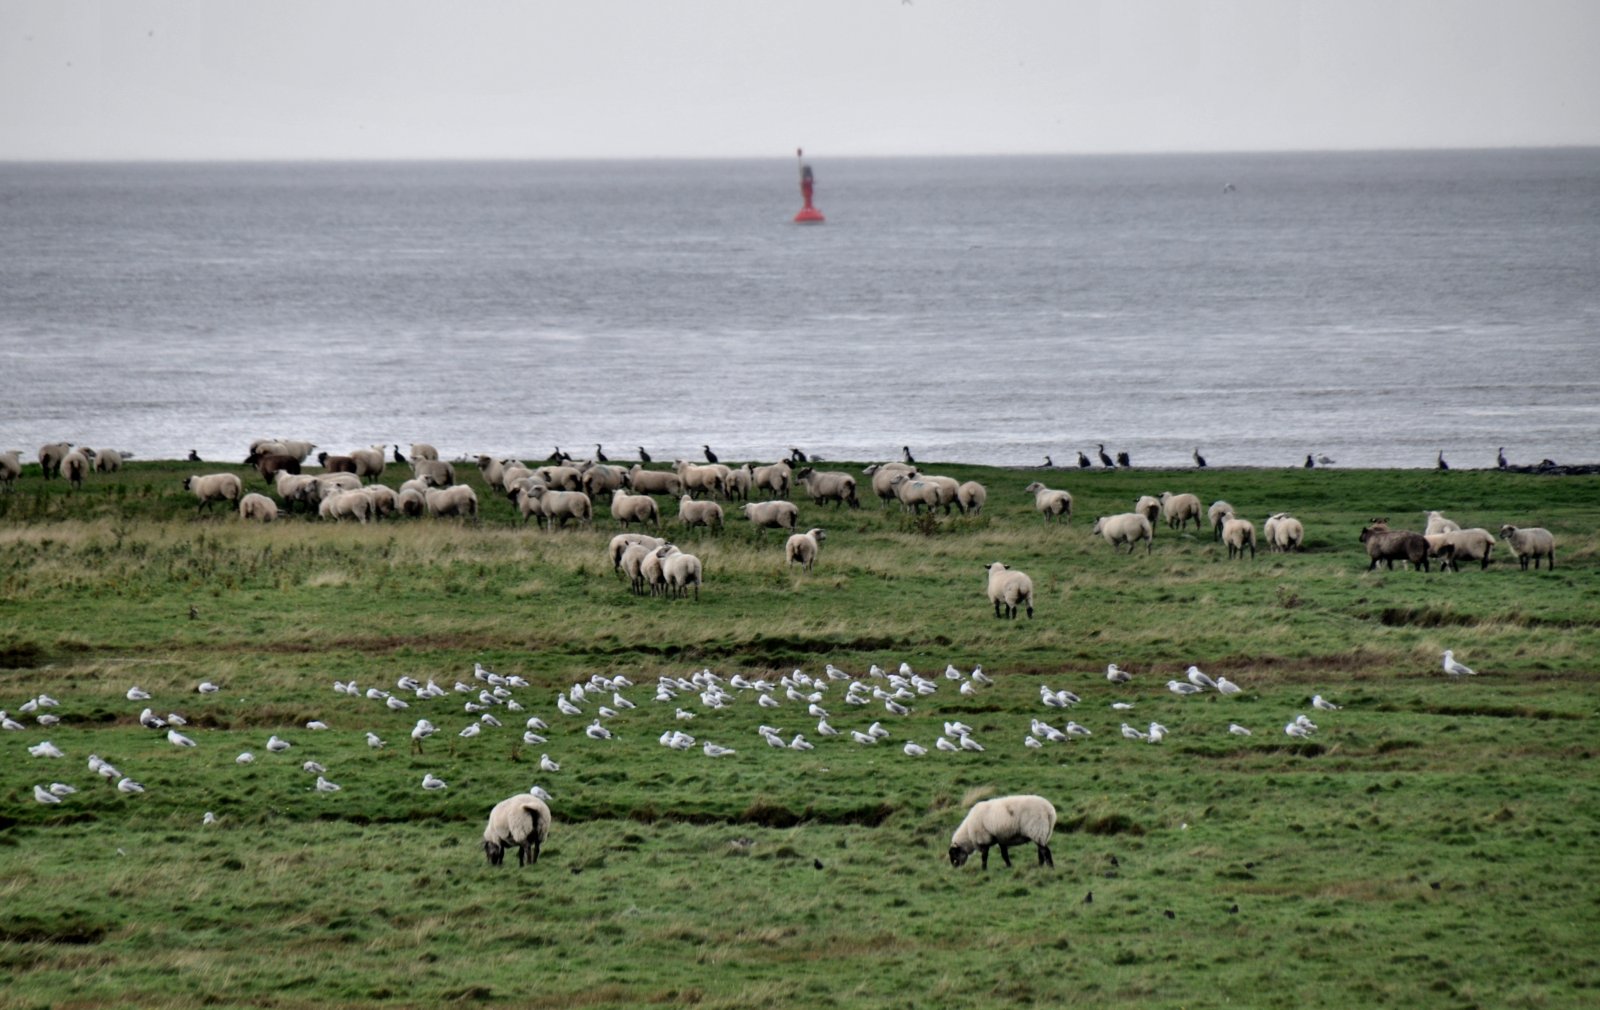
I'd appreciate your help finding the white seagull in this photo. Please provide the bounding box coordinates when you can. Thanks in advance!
[585,720,614,740]
[539,753,560,772]
[116,777,145,794]
[1186,665,1217,690]
[302,760,326,773]
[33,784,62,804]
[971,666,993,685]
[1167,680,1202,696]
[1106,663,1131,684]
[126,686,151,701]
[235,752,255,764]
[789,734,813,751]
[1312,694,1341,711]
[702,742,736,757]
[459,723,481,739]
[48,782,76,796]
[314,776,341,792]
[167,729,197,748]
[29,741,65,758]
[421,773,447,791]
[1285,720,1313,739]
[266,735,291,752]
[1215,677,1242,695]
[851,730,878,745]
[1147,721,1168,743]
[529,785,553,802]
[306,720,330,731]
[1442,650,1476,676]
[1121,723,1148,741]
[1228,723,1253,736]
[197,682,220,694]
[523,731,547,745]
[903,741,927,756]
[203,811,218,825]
[935,736,959,752]
[959,735,985,752]
[366,732,386,749]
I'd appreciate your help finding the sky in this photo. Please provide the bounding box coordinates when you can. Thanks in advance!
[2,0,1597,161]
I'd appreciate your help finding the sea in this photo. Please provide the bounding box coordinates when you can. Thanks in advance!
[2,148,1597,470]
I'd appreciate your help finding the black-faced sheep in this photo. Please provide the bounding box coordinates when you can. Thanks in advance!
[1208,500,1234,540]
[1024,481,1072,523]
[949,794,1056,870]
[1159,492,1203,531]
[1091,513,1154,554]
[483,793,551,867]
[863,462,918,506]
[316,451,358,474]
[60,448,91,489]
[794,467,859,509]
[183,473,244,513]
[1360,521,1429,572]
[238,492,278,522]
[38,442,72,480]
[785,528,826,572]
[1498,525,1555,570]
[985,562,1034,620]
[93,448,124,473]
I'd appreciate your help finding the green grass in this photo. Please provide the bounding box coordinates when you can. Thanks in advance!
[2,459,1598,1009]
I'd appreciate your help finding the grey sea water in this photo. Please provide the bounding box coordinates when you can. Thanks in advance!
[2,149,1597,468]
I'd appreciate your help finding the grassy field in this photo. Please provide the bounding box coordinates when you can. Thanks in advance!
[2,458,1597,1009]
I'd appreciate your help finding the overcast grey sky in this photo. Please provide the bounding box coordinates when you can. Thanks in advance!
[2,0,1596,160]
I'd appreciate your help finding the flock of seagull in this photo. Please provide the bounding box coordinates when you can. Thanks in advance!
[13,650,1480,813]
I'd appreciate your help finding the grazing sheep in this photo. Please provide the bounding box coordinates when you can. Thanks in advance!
[319,489,372,523]
[425,485,480,520]
[93,448,124,473]
[627,465,683,497]
[0,450,21,491]
[409,442,439,461]
[1208,500,1234,541]
[1023,481,1073,523]
[483,793,551,867]
[609,488,660,529]
[640,543,679,597]
[521,486,591,529]
[252,438,315,462]
[785,528,826,572]
[275,472,319,511]
[238,492,279,522]
[985,562,1035,620]
[316,451,358,474]
[677,494,725,532]
[618,541,657,595]
[673,460,726,499]
[411,458,455,487]
[183,473,244,513]
[1360,521,1430,572]
[889,474,941,514]
[608,533,666,573]
[1498,525,1555,571]
[477,455,511,492]
[794,467,860,509]
[533,464,584,492]
[1135,496,1162,524]
[948,795,1057,870]
[1220,515,1257,560]
[1091,512,1154,554]
[397,487,427,517]
[1158,492,1204,531]
[1424,510,1461,537]
[581,462,627,500]
[360,484,399,519]
[957,481,987,515]
[38,442,72,480]
[60,448,91,489]
[347,445,386,481]
[751,460,792,499]
[1268,515,1305,552]
[863,462,918,506]
[740,500,799,532]
[912,474,962,514]
[722,464,753,502]
[659,547,704,600]
[247,451,301,483]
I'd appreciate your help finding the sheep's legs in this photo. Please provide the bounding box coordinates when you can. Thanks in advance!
[998,844,1013,868]
[1037,844,1053,868]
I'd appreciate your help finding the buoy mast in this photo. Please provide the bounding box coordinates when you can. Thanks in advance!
[793,147,824,224]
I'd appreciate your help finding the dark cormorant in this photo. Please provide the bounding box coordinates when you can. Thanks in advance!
[595,444,608,463]
[903,446,916,465]
[1304,454,1315,469]
[187,449,201,462]
[1097,443,1114,468]
[1077,451,1091,468]
[1437,450,1449,471]
[1497,447,1507,470]
[1042,455,1054,468]
[548,447,569,464]
[703,444,718,464]
[638,446,652,464]
[1116,451,1130,468]
[392,444,406,464]
[1193,447,1207,468]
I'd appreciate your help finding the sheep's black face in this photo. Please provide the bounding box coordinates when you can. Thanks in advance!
[949,846,969,868]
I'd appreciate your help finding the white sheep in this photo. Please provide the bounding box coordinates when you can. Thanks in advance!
[37,442,73,480]
[425,485,479,520]
[740,500,799,532]
[618,541,661,595]
[1023,481,1072,523]
[948,794,1057,870]
[794,467,860,508]
[660,547,704,600]
[238,492,279,522]
[60,448,91,489]
[752,460,792,499]
[1268,514,1304,552]
[477,455,511,492]
[1159,492,1204,531]
[627,465,683,496]
[360,484,399,518]
[319,489,372,523]
[1091,512,1154,554]
[889,474,941,514]
[534,464,584,491]
[957,481,987,515]
[640,543,680,597]
[411,458,455,487]
[523,487,592,529]
[723,463,752,502]
[912,474,962,513]
[1208,500,1234,540]
[608,533,666,573]
[1436,527,1495,571]
[985,561,1035,620]
[1135,495,1162,523]
[863,462,918,506]
[483,793,551,866]
[1424,510,1461,537]
[785,528,826,572]
[1498,525,1555,571]
[678,494,725,531]
[93,448,124,473]
[1220,514,1256,560]
[408,442,439,461]
[0,450,21,491]
[672,460,726,499]
[581,462,627,500]
[348,445,386,481]
[397,487,427,517]
[183,473,244,513]
[609,488,660,529]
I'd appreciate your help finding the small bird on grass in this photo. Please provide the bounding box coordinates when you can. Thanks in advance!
[1442,650,1476,677]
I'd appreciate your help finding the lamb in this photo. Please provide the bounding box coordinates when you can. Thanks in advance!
[483,793,551,866]
[1135,496,1162,523]
[863,462,917,506]
[1208,500,1234,540]
[319,489,372,523]
[627,465,682,496]
[1267,514,1304,552]
[957,481,987,515]
[740,500,799,532]
[238,492,279,522]
[410,458,455,488]
[948,794,1056,870]
[1498,525,1555,571]
[183,473,244,513]
[673,460,725,499]
[785,528,826,572]
[889,474,941,514]
[60,448,91,488]
[408,442,439,461]
[1424,510,1461,537]
[0,450,21,491]
[316,451,358,474]
[1359,520,1430,572]
[751,460,792,499]
[38,442,72,480]
[425,485,480,520]
[348,445,386,480]
[93,448,124,473]
[1220,514,1257,560]
[1159,492,1204,531]
[678,495,725,531]
[659,547,704,600]
[1023,481,1073,523]
[609,488,660,529]
[985,562,1035,620]
[1091,512,1154,554]
[794,467,860,508]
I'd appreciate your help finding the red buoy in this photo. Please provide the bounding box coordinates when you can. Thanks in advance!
[793,147,824,224]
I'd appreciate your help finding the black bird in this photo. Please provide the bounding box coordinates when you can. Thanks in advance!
[1163,909,1175,920]
[1116,451,1130,468]
[703,444,718,464]
[1077,451,1091,468]
[1304,454,1315,469]
[392,444,406,465]
[1228,903,1239,915]
[902,445,916,465]
[1437,450,1449,471]
[1097,443,1114,468]
[1193,447,1207,468]
[595,444,608,463]
[788,447,807,465]
[813,858,824,870]
[548,447,569,464]
[638,446,652,464]
[1042,455,1054,468]
[1497,446,1507,470]
[1083,891,1093,905]
[187,449,201,462]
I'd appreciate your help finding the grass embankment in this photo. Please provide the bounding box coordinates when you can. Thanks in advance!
[2,460,1597,1009]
